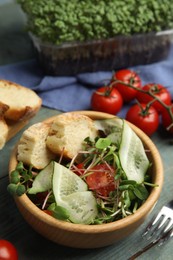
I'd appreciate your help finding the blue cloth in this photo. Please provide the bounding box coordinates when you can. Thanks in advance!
[0,46,173,118]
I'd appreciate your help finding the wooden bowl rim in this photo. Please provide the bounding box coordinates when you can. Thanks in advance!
[9,110,164,234]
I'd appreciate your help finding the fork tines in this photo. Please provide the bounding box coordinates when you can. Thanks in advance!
[142,205,173,243]
[128,202,173,260]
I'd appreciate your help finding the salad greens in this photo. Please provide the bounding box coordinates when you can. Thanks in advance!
[17,0,173,45]
[7,118,157,224]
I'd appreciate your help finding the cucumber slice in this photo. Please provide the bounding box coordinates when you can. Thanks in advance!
[119,121,149,183]
[52,162,88,198]
[28,161,54,194]
[62,191,98,224]
[52,162,98,224]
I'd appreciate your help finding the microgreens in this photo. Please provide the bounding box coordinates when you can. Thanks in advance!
[18,0,173,45]
[69,136,156,223]
[7,120,157,224]
[7,162,35,196]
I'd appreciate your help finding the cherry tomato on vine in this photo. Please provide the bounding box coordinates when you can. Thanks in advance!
[112,69,142,102]
[0,239,18,260]
[126,103,159,136]
[161,104,173,134]
[86,164,116,197]
[91,86,123,115]
[136,83,172,113]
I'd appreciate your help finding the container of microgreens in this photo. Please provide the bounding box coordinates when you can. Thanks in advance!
[18,0,173,75]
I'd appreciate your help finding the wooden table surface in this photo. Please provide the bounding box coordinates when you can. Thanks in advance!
[0,1,173,259]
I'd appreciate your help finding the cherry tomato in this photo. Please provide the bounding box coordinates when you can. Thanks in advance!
[72,163,85,176]
[86,164,116,197]
[126,103,159,136]
[112,69,142,102]
[43,210,53,216]
[136,83,172,113]
[0,240,18,260]
[91,86,123,115]
[161,104,173,134]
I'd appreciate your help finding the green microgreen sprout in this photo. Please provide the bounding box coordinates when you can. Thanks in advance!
[7,161,35,196]
[48,203,70,221]
[17,0,173,45]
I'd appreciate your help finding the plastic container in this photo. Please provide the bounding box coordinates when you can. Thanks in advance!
[30,30,173,76]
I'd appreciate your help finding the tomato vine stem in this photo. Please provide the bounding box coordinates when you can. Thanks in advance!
[110,80,173,131]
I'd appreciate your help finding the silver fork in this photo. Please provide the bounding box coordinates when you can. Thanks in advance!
[128,200,173,260]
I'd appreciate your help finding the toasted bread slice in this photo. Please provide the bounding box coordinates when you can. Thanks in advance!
[0,101,9,115]
[0,119,8,149]
[0,80,42,121]
[46,113,98,160]
[0,101,9,149]
[17,122,57,169]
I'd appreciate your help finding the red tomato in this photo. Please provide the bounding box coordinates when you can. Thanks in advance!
[0,240,18,260]
[136,83,172,113]
[43,210,53,216]
[161,104,173,134]
[72,163,85,176]
[112,69,142,102]
[91,86,123,115]
[86,164,116,197]
[126,103,159,136]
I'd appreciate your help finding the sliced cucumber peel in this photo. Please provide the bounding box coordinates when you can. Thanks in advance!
[28,161,54,194]
[52,162,98,224]
[118,121,149,183]
[52,162,88,199]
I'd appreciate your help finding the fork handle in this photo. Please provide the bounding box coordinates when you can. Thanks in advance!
[128,240,158,260]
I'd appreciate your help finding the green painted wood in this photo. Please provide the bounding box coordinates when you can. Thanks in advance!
[0,2,173,259]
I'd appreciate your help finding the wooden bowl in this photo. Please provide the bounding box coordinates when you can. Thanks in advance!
[9,111,164,248]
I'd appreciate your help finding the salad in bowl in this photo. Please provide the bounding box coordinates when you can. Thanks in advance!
[8,111,163,248]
